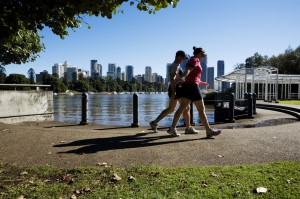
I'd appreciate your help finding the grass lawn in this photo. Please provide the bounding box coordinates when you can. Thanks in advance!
[0,161,299,199]
[279,100,300,105]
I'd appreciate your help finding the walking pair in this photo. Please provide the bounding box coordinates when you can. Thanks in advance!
[150,47,221,138]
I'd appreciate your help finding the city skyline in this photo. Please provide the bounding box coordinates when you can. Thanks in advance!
[4,0,300,79]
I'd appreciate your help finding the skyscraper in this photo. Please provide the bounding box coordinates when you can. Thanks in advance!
[217,60,225,77]
[165,63,172,85]
[126,65,134,82]
[217,60,230,91]
[145,66,152,82]
[52,63,64,79]
[107,63,116,79]
[207,67,215,90]
[67,67,78,82]
[90,60,102,79]
[116,66,121,80]
[200,54,208,83]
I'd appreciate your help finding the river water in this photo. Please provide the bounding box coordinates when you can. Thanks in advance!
[53,93,214,126]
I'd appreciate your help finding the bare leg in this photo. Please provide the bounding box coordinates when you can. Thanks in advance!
[154,98,177,123]
[193,99,211,130]
[171,98,191,129]
[182,105,190,128]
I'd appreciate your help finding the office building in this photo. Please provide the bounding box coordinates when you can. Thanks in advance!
[67,67,78,82]
[217,60,230,91]
[145,66,152,82]
[165,63,172,85]
[126,65,134,82]
[151,73,158,83]
[78,69,89,79]
[135,75,143,83]
[207,67,215,90]
[63,61,71,73]
[116,66,122,80]
[121,72,126,81]
[52,63,64,79]
[90,60,102,79]
[107,63,116,79]
[200,54,208,83]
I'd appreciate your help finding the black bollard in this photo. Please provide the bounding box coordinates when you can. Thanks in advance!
[228,93,235,122]
[190,101,195,126]
[252,93,257,114]
[247,93,254,118]
[80,92,89,125]
[131,93,139,127]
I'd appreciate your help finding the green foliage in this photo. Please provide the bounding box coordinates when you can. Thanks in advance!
[27,68,36,84]
[235,45,300,74]
[4,74,29,84]
[0,0,179,65]
[0,161,299,198]
[48,76,67,93]
[0,66,6,83]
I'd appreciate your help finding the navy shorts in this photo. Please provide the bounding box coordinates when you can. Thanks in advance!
[175,83,203,101]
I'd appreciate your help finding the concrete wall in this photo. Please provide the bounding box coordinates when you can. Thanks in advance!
[0,91,53,124]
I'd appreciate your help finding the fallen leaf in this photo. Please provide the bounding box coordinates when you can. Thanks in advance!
[256,187,267,194]
[210,172,218,177]
[46,152,52,155]
[60,141,66,143]
[44,179,51,183]
[218,155,224,158]
[70,195,77,199]
[97,162,108,167]
[128,176,135,182]
[74,190,81,195]
[112,173,122,182]
[20,171,28,176]
[233,191,240,197]
[83,188,91,192]
[17,196,24,199]
[201,183,208,188]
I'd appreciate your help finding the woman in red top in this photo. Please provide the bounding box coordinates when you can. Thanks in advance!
[167,46,221,138]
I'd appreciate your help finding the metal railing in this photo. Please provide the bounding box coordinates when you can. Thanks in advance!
[0,84,51,90]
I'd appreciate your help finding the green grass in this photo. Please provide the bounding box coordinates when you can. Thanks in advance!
[0,161,299,199]
[279,100,300,105]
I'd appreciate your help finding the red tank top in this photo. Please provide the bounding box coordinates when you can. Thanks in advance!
[184,56,202,84]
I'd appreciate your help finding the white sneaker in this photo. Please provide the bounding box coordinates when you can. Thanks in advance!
[185,126,199,134]
[206,128,221,138]
[149,121,158,133]
[167,127,180,137]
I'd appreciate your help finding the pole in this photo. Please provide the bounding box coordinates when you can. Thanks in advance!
[131,93,139,127]
[80,92,89,125]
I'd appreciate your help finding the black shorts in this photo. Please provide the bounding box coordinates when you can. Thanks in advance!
[168,85,181,98]
[175,83,203,101]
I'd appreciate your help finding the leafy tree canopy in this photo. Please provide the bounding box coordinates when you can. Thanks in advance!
[0,0,179,66]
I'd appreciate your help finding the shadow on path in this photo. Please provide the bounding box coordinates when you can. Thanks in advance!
[53,132,208,154]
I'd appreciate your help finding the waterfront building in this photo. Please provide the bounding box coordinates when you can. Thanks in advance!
[217,60,230,91]
[151,73,158,83]
[165,63,172,85]
[126,65,134,82]
[200,54,208,83]
[135,75,143,83]
[63,61,71,73]
[78,69,89,79]
[107,63,116,79]
[35,72,44,84]
[52,63,64,79]
[121,72,126,81]
[116,66,122,80]
[67,67,78,82]
[207,67,215,90]
[90,60,102,79]
[145,66,152,82]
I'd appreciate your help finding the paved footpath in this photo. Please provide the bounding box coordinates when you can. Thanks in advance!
[0,107,299,168]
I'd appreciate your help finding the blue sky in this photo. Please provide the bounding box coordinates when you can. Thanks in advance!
[5,0,300,78]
